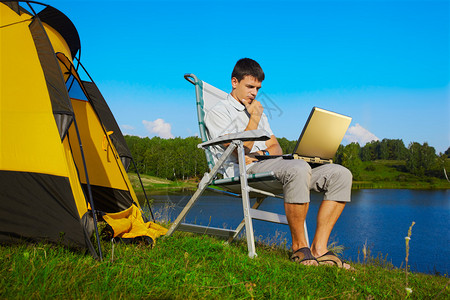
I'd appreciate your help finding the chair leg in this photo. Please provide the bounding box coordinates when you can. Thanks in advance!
[304,220,310,247]
[166,143,237,237]
[231,197,309,247]
[237,142,257,258]
[241,185,256,258]
[228,197,265,244]
[165,177,209,237]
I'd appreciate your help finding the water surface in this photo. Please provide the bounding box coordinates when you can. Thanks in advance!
[148,189,449,276]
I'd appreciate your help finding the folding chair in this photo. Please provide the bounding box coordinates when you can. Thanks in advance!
[166,74,309,258]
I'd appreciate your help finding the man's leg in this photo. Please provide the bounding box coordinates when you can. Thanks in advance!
[310,200,345,257]
[310,164,353,268]
[284,202,309,250]
[285,202,318,266]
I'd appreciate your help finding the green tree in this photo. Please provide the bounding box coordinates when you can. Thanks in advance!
[335,143,363,180]
[278,137,297,154]
[430,152,449,179]
[124,135,208,180]
[361,139,407,161]
[406,142,437,176]
[391,139,408,160]
[382,139,408,160]
[361,140,380,161]
[334,144,344,164]
[379,139,389,160]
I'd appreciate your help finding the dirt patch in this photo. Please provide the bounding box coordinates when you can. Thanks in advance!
[140,177,170,184]
[129,175,170,184]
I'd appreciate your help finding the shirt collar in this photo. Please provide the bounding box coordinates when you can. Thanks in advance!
[227,94,246,112]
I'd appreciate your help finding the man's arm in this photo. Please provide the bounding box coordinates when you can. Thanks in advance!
[241,99,264,153]
[217,98,263,153]
[241,99,283,163]
[264,135,283,155]
[245,134,282,164]
[205,98,280,164]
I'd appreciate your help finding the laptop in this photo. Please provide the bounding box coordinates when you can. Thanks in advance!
[256,107,352,164]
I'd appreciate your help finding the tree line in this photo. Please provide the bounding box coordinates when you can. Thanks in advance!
[125,135,208,180]
[334,139,448,180]
[125,135,449,181]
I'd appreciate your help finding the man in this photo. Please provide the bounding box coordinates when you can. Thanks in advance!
[204,58,352,268]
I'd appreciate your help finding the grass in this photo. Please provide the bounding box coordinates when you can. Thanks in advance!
[128,173,197,196]
[353,160,450,189]
[1,231,449,299]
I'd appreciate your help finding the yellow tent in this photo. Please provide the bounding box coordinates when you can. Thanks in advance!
[0,1,161,258]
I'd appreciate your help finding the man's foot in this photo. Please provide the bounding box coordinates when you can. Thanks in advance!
[316,251,354,270]
[290,247,319,266]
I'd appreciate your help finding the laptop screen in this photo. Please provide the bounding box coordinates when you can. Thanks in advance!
[293,107,352,160]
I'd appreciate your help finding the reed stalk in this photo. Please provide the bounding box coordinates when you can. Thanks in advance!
[405,221,415,297]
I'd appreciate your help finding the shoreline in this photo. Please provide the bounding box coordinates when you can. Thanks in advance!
[351,181,450,190]
[128,173,450,193]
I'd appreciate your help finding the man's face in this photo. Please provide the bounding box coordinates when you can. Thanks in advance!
[231,75,262,105]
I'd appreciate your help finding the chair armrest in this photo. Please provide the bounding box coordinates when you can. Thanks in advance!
[198,129,270,149]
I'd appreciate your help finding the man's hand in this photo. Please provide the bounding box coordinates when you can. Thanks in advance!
[242,99,264,132]
[242,99,264,118]
[245,153,259,165]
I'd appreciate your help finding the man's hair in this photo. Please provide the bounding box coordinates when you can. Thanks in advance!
[231,58,265,82]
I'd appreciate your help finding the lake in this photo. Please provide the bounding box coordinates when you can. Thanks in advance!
[147,189,450,276]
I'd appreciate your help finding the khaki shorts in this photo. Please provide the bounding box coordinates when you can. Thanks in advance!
[247,157,352,204]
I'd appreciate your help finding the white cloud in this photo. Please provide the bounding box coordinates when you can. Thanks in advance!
[344,123,379,146]
[142,118,174,139]
[119,124,135,136]
[120,124,135,131]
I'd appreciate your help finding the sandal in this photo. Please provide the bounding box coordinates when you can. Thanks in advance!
[290,247,318,266]
[316,251,354,270]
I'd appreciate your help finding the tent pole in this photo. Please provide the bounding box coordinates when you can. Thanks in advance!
[72,117,103,260]
[132,159,155,222]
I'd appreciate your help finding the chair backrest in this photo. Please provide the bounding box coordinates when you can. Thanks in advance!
[185,74,228,171]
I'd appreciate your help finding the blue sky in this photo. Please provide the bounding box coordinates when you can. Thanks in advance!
[42,0,449,153]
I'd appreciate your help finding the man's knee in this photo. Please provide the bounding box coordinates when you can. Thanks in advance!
[276,160,312,203]
[322,164,352,202]
[280,160,312,184]
[312,164,352,190]
[330,164,352,182]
